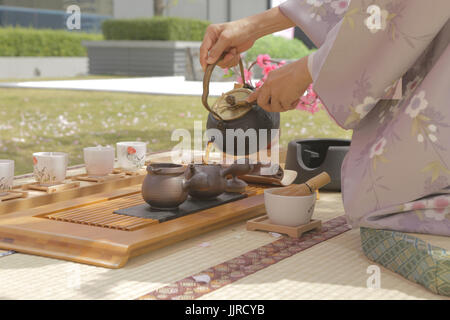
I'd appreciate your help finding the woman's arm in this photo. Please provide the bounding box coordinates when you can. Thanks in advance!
[247,55,313,112]
[200,7,295,71]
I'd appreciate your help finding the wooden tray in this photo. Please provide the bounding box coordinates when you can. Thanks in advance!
[246,216,322,238]
[1,172,146,216]
[22,181,81,193]
[0,183,270,268]
[0,191,28,202]
[70,173,126,183]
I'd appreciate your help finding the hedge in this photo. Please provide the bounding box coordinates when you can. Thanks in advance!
[0,27,102,57]
[102,17,210,41]
[245,35,314,62]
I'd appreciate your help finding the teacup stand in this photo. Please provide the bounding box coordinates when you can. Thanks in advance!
[22,181,80,194]
[246,216,322,238]
[0,190,29,202]
[113,168,146,176]
[71,173,126,183]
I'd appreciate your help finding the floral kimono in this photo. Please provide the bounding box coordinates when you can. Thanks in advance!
[280,0,450,236]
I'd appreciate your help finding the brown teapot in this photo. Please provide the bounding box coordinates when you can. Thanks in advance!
[202,55,280,156]
[141,163,188,210]
[184,161,256,200]
[142,162,256,210]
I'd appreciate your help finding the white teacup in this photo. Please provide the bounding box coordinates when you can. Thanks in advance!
[0,160,14,196]
[116,142,146,171]
[264,188,316,227]
[84,146,115,177]
[33,152,68,186]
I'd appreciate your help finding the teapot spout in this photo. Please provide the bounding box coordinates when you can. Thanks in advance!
[221,162,253,178]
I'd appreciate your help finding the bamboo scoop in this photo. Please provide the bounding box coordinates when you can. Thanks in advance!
[271,172,331,197]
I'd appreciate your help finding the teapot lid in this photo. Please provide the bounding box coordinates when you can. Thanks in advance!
[203,53,257,122]
[211,88,253,121]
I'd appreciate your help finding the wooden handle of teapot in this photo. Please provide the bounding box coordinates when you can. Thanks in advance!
[202,52,247,121]
[271,172,331,197]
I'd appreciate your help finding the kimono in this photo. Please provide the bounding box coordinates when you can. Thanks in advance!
[280,0,450,236]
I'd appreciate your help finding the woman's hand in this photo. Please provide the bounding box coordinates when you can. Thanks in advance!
[200,21,257,71]
[247,56,313,112]
[200,7,296,71]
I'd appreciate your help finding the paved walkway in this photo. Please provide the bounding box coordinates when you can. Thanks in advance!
[0,76,235,97]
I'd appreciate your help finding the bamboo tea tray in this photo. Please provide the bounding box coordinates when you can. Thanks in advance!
[0,191,28,202]
[0,182,270,268]
[1,170,146,216]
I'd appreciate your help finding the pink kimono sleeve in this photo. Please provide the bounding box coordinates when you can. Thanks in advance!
[279,0,346,47]
[298,0,450,129]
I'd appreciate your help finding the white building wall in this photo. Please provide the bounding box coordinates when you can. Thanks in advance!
[165,0,208,20]
[208,0,228,23]
[113,0,270,23]
[0,57,88,79]
[113,0,154,19]
[230,0,267,21]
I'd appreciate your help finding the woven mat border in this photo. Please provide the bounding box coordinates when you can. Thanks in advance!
[138,215,351,300]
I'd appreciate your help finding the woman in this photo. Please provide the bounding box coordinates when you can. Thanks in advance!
[200,0,450,236]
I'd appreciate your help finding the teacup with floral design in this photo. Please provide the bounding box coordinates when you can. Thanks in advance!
[33,152,68,186]
[0,160,14,196]
[116,142,146,171]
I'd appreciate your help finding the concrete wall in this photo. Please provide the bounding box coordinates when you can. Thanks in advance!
[0,0,113,15]
[113,0,269,23]
[229,0,268,21]
[84,40,200,77]
[84,40,230,80]
[166,0,208,21]
[113,0,153,18]
[0,57,88,79]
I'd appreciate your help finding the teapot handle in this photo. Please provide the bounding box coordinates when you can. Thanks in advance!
[181,164,196,191]
[202,53,251,122]
[181,178,190,191]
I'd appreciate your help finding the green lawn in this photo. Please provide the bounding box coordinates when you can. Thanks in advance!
[0,88,352,175]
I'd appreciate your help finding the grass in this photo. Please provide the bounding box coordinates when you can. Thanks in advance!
[0,88,352,175]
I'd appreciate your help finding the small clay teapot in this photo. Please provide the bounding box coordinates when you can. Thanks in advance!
[184,162,255,200]
[142,162,256,209]
[202,55,280,156]
[142,163,188,210]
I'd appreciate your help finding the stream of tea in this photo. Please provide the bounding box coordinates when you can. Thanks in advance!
[203,137,215,165]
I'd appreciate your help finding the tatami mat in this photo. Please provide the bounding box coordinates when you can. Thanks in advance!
[199,229,448,300]
[0,192,343,300]
[0,221,276,300]
[0,189,447,300]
